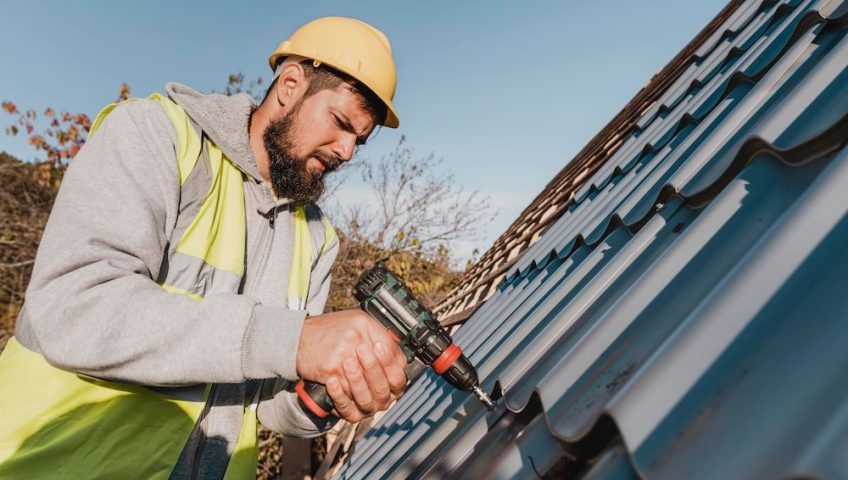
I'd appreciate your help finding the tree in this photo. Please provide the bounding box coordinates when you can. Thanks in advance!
[323,136,493,311]
[333,135,492,258]
[219,72,265,103]
[2,83,131,187]
[0,153,61,349]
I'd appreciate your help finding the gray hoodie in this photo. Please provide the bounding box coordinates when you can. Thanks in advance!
[14,82,338,478]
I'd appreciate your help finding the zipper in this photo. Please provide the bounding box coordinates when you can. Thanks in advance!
[190,187,277,475]
[189,384,217,478]
[241,190,278,295]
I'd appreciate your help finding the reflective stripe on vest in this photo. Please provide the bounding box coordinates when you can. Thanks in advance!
[0,94,334,479]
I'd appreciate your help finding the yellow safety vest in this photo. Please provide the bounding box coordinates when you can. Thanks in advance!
[0,94,335,479]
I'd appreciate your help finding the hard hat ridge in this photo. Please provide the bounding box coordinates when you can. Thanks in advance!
[269,16,399,128]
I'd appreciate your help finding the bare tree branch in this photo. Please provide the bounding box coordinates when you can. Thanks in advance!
[0,260,35,269]
[326,135,495,263]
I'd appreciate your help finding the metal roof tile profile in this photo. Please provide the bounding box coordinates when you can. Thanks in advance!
[431,0,751,326]
[333,0,848,478]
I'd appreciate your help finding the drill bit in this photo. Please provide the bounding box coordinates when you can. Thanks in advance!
[472,385,495,410]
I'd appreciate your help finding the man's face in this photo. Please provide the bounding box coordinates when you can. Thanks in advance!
[263,84,376,205]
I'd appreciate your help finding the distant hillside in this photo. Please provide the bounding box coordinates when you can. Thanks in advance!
[0,152,61,349]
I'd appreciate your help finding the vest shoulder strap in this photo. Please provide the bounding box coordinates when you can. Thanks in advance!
[90,93,203,185]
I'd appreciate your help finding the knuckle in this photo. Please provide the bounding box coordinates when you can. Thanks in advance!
[343,329,359,344]
[355,388,373,403]
[396,356,407,368]
[359,355,376,369]
[367,353,381,367]
[373,386,390,399]
[376,350,393,365]
[374,397,389,410]
[334,397,350,412]
[323,361,339,377]
[391,372,407,387]
[391,383,406,396]
[358,400,375,414]
[338,376,350,396]
[346,366,363,381]
[353,312,369,327]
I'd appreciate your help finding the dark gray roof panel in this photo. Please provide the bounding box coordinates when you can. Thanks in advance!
[588,0,808,199]
[513,0,844,280]
[334,1,848,478]
[581,0,820,202]
[691,0,771,61]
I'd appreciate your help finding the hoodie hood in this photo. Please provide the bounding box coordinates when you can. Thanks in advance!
[165,82,262,182]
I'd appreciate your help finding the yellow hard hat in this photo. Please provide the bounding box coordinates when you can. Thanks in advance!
[269,16,399,128]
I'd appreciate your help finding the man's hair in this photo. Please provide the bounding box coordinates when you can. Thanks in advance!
[264,59,387,126]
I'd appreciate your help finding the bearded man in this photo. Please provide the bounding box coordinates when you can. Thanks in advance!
[0,17,406,479]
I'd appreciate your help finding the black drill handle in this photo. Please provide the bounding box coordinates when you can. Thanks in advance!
[296,380,335,418]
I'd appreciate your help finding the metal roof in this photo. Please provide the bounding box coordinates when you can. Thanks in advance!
[334,0,848,478]
[431,0,747,326]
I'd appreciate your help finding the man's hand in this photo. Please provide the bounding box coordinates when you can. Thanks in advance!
[296,309,407,423]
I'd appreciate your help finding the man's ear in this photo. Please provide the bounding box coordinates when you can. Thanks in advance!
[274,62,307,108]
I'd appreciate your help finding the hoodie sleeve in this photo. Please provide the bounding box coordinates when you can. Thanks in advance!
[16,99,305,386]
[257,227,340,436]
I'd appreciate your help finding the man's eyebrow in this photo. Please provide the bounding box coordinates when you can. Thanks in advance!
[334,110,370,144]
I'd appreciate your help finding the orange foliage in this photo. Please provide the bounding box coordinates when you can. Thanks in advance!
[2,84,129,185]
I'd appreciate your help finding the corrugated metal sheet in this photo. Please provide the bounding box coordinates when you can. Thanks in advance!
[334,0,848,478]
[432,0,748,326]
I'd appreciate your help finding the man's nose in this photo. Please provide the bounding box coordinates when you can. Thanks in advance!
[332,133,357,161]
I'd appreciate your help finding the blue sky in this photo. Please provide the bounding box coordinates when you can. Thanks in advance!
[0,1,727,262]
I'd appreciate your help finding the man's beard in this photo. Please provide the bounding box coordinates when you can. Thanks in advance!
[263,102,343,206]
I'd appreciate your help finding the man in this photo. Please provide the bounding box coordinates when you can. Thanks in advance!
[0,17,406,479]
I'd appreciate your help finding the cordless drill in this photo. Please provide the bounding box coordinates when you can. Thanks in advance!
[295,264,494,418]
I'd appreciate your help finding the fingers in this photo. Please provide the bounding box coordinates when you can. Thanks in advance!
[326,343,408,423]
[360,318,407,385]
[374,342,407,398]
[326,376,363,423]
[295,308,411,424]
[357,344,391,407]
[344,356,378,417]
